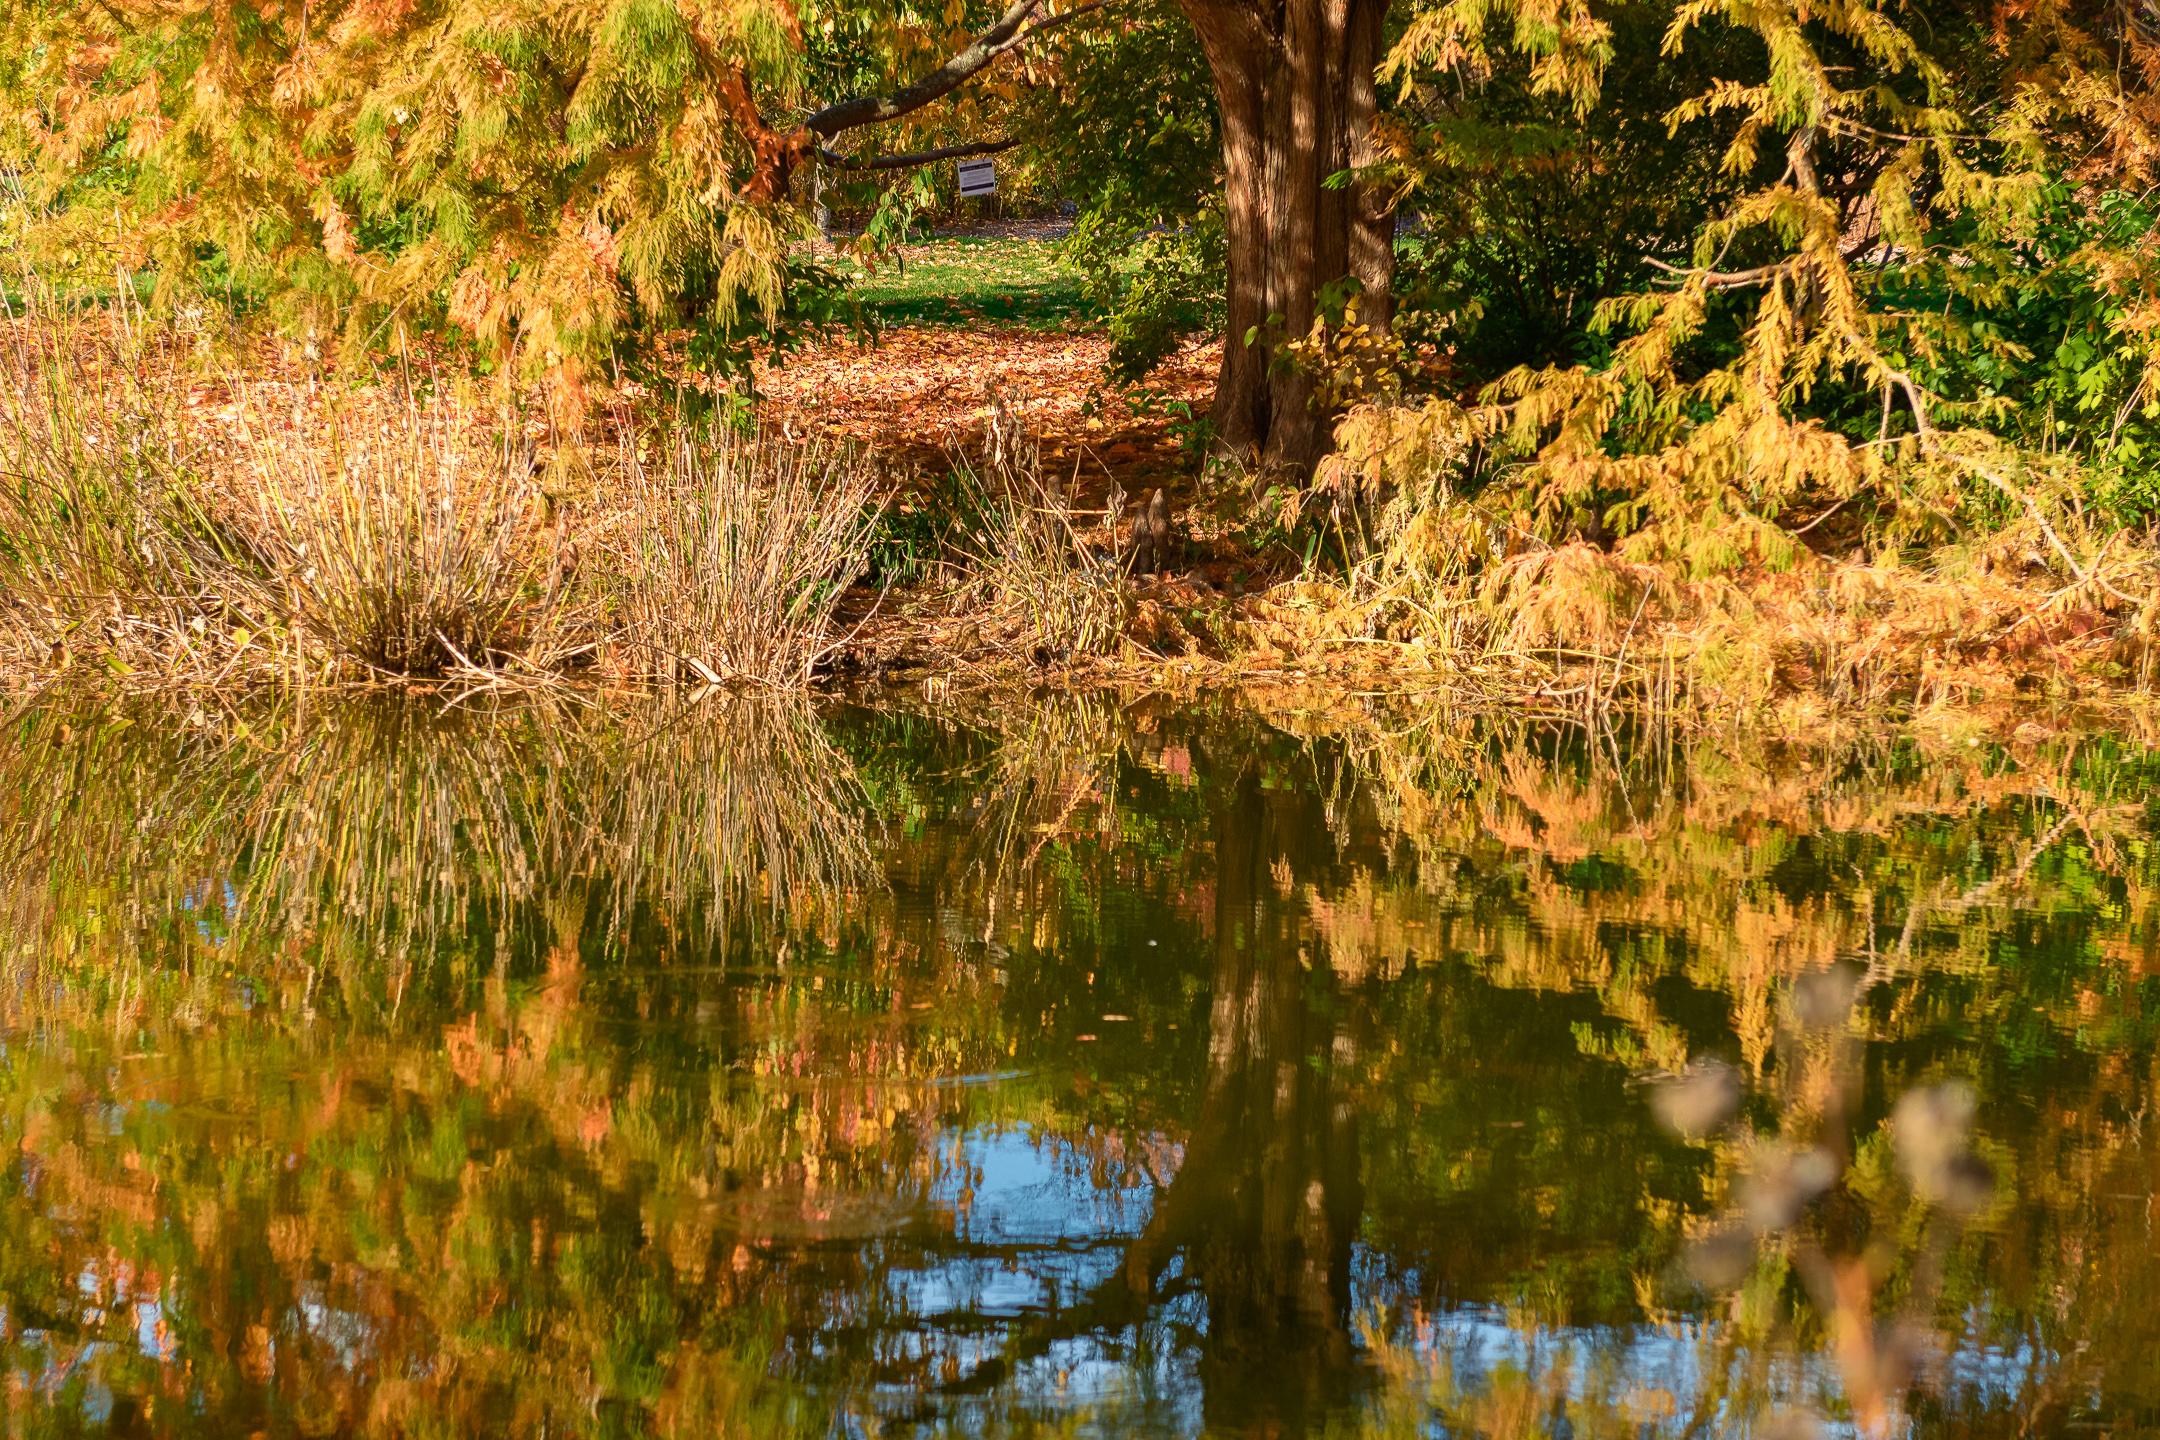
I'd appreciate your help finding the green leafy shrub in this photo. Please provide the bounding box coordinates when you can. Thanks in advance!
[1067,206,1229,385]
[1838,185,2160,523]
[1385,3,1749,389]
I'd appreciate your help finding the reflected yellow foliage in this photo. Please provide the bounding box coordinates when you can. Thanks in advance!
[0,691,2156,1435]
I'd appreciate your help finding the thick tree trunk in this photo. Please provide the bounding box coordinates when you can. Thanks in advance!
[1176,0,1394,476]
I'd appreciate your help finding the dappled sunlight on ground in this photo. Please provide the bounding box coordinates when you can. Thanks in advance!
[757,324,1220,507]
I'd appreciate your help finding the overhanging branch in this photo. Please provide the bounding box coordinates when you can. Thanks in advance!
[804,0,1120,138]
[821,137,1021,171]
[1643,229,1887,292]
[1645,256,1796,290]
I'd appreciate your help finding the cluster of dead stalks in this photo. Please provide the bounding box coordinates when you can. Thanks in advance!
[0,293,886,691]
[605,418,884,686]
[943,392,1131,664]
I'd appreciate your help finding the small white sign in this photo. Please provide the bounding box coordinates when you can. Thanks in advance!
[957,157,997,197]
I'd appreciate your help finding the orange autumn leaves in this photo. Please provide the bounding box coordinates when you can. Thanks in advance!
[756,322,1218,502]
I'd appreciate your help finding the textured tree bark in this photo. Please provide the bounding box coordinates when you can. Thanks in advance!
[1175,0,1394,475]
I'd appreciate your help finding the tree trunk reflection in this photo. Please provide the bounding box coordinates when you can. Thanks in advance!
[1121,760,1364,1433]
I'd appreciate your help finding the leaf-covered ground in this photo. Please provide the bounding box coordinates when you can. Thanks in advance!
[761,231,1219,510]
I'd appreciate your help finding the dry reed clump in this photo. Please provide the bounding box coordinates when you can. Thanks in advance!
[944,395,1128,663]
[0,292,250,674]
[604,423,884,686]
[0,293,572,684]
[239,399,567,678]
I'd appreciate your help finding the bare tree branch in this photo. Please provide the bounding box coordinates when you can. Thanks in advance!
[805,0,1119,138]
[1644,256,1798,290]
[822,137,1020,171]
[1643,227,1887,291]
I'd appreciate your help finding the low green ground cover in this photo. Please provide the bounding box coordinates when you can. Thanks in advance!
[838,235,1089,328]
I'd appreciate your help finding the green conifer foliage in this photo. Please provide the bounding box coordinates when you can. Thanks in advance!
[1380,0,2160,564]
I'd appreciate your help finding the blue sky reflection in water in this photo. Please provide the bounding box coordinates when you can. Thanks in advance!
[1,694,2158,1438]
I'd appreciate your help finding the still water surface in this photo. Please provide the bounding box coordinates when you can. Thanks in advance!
[2,694,2158,1438]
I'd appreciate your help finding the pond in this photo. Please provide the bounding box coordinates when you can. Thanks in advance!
[2,692,2157,1438]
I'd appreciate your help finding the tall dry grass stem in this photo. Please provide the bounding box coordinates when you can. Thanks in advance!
[0,282,248,674]
[239,393,555,676]
[610,425,883,686]
[948,397,1127,659]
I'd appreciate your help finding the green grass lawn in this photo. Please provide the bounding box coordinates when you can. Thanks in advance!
[838,235,1090,328]
[12,235,1089,333]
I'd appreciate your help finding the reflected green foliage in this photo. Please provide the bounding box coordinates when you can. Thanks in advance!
[0,694,2158,1435]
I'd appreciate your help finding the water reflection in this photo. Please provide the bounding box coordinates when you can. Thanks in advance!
[0,694,2157,1436]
